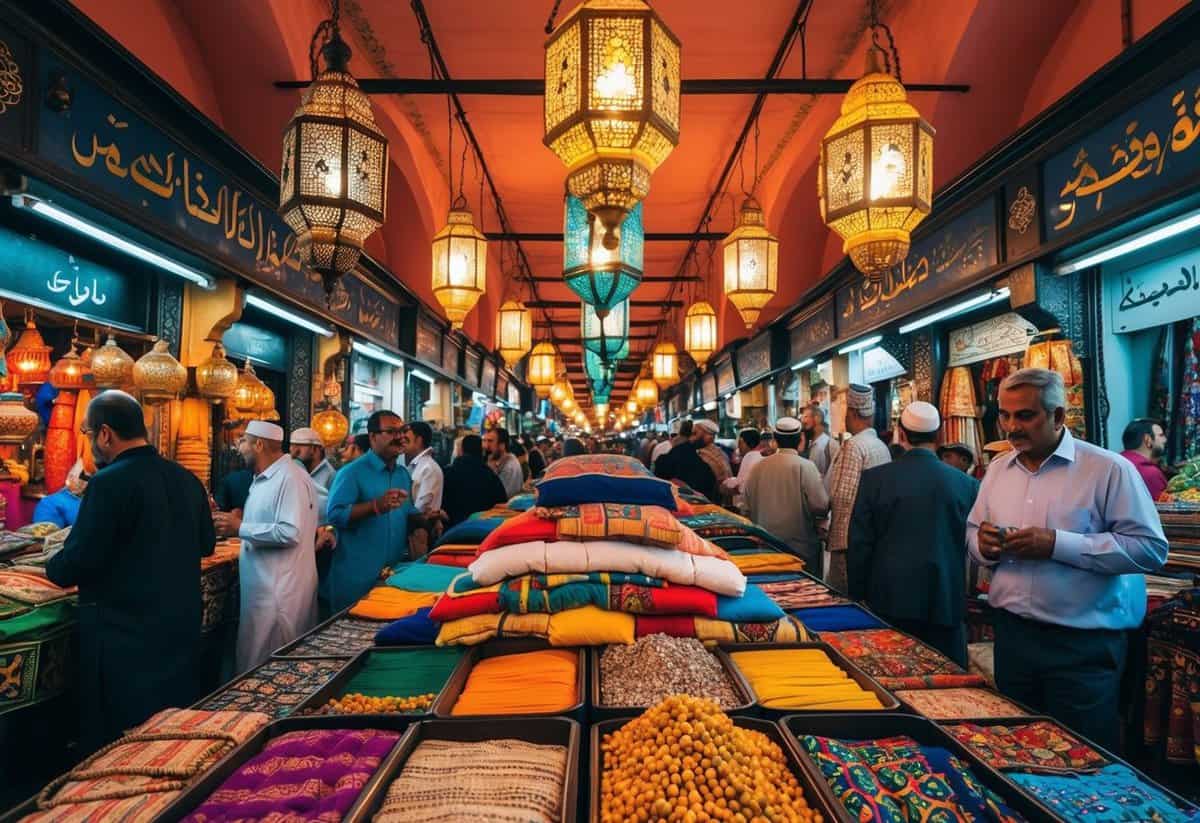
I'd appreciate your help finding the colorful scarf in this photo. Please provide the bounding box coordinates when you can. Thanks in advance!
[943,720,1109,773]
[895,687,1031,721]
[1144,587,1200,765]
[754,578,848,610]
[1008,763,1198,822]
[823,628,987,690]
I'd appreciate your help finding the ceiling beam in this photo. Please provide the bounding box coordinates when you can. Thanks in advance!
[535,319,664,329]
[274,78,969,95]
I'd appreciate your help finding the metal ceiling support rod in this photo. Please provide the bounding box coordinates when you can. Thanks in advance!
[529,275,701,284]
[485,231,726,242]
[272,78,969,95]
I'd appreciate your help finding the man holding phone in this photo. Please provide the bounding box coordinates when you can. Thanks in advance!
[967,368,1166,752]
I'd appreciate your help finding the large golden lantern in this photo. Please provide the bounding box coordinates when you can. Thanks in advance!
[528,341,558,397]
[313,406,349,447]
[651,341,679,388]
[635,375,659,409]
[625,397,638,415]
[723,198,779,330]
[819,46,933,279]
[195,343,239,403]
[684,300,718,370]
[233,362,267,418]
[48,345,88,390]
[562,394,577,414]
[551,377,574,408]
[90,334,135,390]
[133,338,187,405]
[431,203,488,330]
[280,8,387,294]
[496,299,533,369]
[543,0,681,249]
[0,392,37,444]
[595,401,609,421]
[6,314,53,387]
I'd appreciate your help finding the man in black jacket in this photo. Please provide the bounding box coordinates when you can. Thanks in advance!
[47,391,215,753]
[847,401,979,667]
[439,434,509,527]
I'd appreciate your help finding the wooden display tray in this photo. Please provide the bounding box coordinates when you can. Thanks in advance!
[432,638,588,722]
[717,641,901,715]
[589,716,841,823]
[271,608,383,660]
[588,644,755,721]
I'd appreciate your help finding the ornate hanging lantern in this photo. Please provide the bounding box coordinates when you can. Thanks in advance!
[195,342,239,403]
[0,392,38,444]
[651,340,678,388]
[818,10,933,279]
[551,377,574,409]
[496,299,532,369]
[594,401,610,422]
[48,345,88,390]
[723,198,779,330]
[133,338,187,405]
[280,0,387,295]
[313,406,349,446]
[581,298,629,364]
[233,362,266,418]
[684,300,718,370]
[635,375,659,409]
[563,195,643,316]
[431,202,488,330]
[90,333,135,391]
[528,341,558,397]
[6,313,53,387]
[625,397,639,415]
[544,0,681,249]
[561,393,577,414]
[585,350,615,398]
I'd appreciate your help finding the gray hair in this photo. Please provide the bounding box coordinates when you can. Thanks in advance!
[1000,367,1066,413]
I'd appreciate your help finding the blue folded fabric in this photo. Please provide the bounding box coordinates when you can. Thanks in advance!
[508,493,536,512]
[1009,763,1199,823]
[374,607,440,645]
[384,562,462,593]
[435,517,503,547]
[716,584,785,622]
[746,573,805,584]
[792,604,886,632]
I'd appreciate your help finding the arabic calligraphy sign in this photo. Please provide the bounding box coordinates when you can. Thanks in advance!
[481,358,497,398]
[1045,65,1200,238]
[737,333,773,385]
[700,372,717,405]
[0,21,31,150]
[789,301,836,364]
[1112,248,1200,333]
[716,360,736,397]
[836,199,998,338]
[948,313,1036,367]
[463,348,482,389]
[0,223,147,330]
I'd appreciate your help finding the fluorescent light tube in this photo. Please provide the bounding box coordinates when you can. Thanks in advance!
[408,368,435,384]
[837,335,883,355]
[1055,210,1200,275]
[791,357,815,371]
[351,339,403,366]
[18,196,214,289]
[245,292,335,338]
[898,288,1011,335]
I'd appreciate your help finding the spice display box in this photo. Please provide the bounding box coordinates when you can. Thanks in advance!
[588,644,755,721]
[293,645,466,720]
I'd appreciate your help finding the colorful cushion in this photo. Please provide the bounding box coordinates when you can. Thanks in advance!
[535,454,678,510]
[435,518,503,548]
[475,510,558,554]
[715,584,785,623]
[349,587,439,620]
[549,605,636,646]
[374,607,440,646]
[384,562,463,593]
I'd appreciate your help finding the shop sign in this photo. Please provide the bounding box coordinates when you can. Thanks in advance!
[1045,65,1200,239]
[415,313,442,365]
[463,347,482,389]
[948,312,1037,366]
[862,347,906,383]
[34,55,398,345]
[0,22,32,150]
[737,332,772,385]
[442,336,460,376]
[700,372,717,405]
[481,358,497,397]
[715,359,736,397]
[508,381,520,408]
[1004,166,1042,261]
[1112,247,1200,333]
[496,373,508,404]
[789,300,835,364]
[222,321,288,372]
[836,199,998,338]
[0,222,148,330]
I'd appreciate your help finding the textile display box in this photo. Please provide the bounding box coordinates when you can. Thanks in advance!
[193,656,348,719]
[354,717,581,823]
[154,714,416,823]
[272,609,386,659]
[587,645,755,721]
[717,642,900,717]
[432,638,587,722]
[294,645,466,720]
[895,686,1037,722]
[589,716,840,823]
[0,625,74,717]
[780,713,1060,822]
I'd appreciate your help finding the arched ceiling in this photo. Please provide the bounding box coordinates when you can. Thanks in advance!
[70,0,1188,412]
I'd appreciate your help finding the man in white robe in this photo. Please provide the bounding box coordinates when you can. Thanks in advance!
[214,420,319,672]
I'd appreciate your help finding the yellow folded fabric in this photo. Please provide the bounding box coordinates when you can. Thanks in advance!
[547,605,635,646]
[730,553,805,574]
[450,649,578,715]
[435,611,551,646]
[729,649,884,710]
[349,587,439,620]
[693,616,810,644]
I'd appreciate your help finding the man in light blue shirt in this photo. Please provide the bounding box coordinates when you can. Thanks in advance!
[967,368,1167,752]
[322,410,414,615]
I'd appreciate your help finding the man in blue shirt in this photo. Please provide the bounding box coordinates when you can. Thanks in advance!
[968,368,1167,752]
[322,410,413,615]
[34,461,88,528]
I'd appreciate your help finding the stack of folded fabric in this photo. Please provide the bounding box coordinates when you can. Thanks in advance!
[416,455,806,647]
[823,628,988,691]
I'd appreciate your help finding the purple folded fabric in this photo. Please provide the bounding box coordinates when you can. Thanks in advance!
[182,727,399,822]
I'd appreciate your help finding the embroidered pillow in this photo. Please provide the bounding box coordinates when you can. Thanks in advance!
[535,454,677,510]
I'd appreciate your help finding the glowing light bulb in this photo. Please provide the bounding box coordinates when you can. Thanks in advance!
[870,142,906,200]
[596,61,636,100]
[740,256,760,286]
[449,252,470,283]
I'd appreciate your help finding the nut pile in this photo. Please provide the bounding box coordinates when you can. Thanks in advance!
[600,695,822,823]
[316,692,436,714]
[601,634,742,708]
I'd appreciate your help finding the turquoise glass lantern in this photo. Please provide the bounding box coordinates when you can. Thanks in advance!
[585,350,615,399]
[581,298,630,365]
[563,195,643,317]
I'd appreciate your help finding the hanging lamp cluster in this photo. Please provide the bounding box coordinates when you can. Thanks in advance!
[563,195,644,317]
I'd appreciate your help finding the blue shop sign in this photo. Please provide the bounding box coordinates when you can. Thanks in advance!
[1045,66,1200,238]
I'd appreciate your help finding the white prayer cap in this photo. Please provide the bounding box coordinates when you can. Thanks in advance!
[846,383,875,414]
[246,420,284,441]
[289,427,323,446]
[900,401,940,434]
[694,419,718,435]
[774,416,802,436]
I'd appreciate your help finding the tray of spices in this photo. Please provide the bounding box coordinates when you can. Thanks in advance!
[193,656,346,719]
[296,645,465,718]
[434,638,586,721]
[353,717,580,823]
[591,696,839,823]
[272,609,389,659]
[718,641,899,715]
[590,634,754,720]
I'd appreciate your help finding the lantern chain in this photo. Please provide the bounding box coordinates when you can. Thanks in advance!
[543,0,565,35]
[869,0,902,81]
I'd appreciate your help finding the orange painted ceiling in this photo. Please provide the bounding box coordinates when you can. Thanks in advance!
[70,0,1188,409]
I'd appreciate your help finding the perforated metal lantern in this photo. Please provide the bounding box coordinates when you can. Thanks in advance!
[634,375,659,409]
[544,0,681,250]
[195,343,239,403]
[280,32,387,294]
[819,47,934,279]
[585,349,616,398]
[684,300,718,370]
[312,406,349,447]
[496,300,533,369]
[723,198,779,330]
[431,205,488,330]
[6,315,52,388]
[563,195,643,316]
[651,341,678,388]
[625,397,639,414]
[132,338,187,405]
[581,298,629,364]
[551,377,574,409]
[528,341,559,398]
[89,334,135,391]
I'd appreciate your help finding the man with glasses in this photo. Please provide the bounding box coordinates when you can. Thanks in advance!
[322,410,414,615]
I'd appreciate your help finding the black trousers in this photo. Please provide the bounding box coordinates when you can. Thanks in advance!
[885,616,968,669]
[992,609,1127,754]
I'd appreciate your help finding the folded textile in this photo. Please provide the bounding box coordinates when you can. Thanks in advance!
[196,658,344,718]
[715,584,785,623]
[944,720,1109,773]
[507,493,536,511]
[729,649,884,710]
[535,454,678,509]
[791,604,885,633]
[1008,763,1199,822]
[0,600,76,643]
[374,608,440,646]
[823,628,988,691]
[435,605,635,647]
[349,587,439,620]
[180,727,400,821]
[434,518,503,548]
[635,614,810,644]
[730,552,805,575]
[755,577,846,609]
[450,649,578,715]
[467,540,747,596]
[0,569,75,605]
[424,545,476,568]
[373,738,566,823]
[896,688,1031,720]
[383,562,463,593]
[340,647,463,701]
[436,611,552,646]
[276,615,386,658]
[680,511,794,553]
